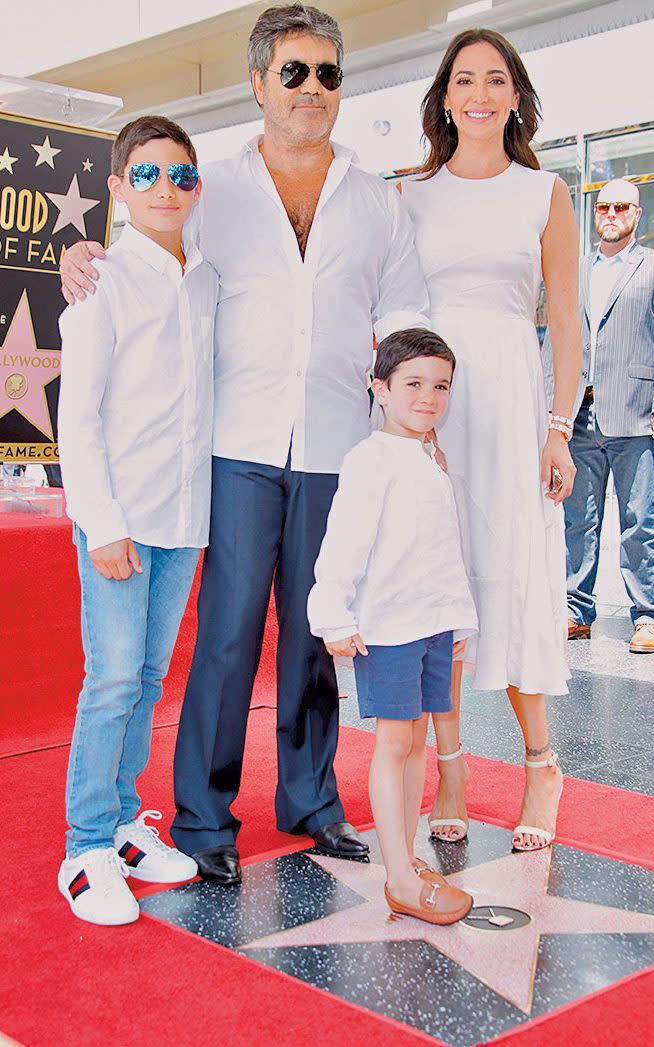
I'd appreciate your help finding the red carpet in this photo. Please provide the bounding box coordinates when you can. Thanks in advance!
[1,710,653,1046]
[2,511,653,1045]
[1,511,277,757]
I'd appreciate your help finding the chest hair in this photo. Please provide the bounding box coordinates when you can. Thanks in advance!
[270,170,329,259]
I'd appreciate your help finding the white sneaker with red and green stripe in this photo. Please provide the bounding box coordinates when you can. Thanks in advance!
[58,846,139,926]
[115,810,198,883]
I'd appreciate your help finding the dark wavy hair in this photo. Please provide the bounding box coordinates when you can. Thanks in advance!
[419,28,541,178]
[374,328,455,385]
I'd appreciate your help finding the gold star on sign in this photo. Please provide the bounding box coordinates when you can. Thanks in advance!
[0,147,18,174]
[31,135,61,169]
[82,158,94,173]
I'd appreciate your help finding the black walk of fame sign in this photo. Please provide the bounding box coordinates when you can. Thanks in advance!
[0,111,114,463]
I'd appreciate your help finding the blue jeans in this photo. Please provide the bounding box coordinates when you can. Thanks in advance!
[65,527,199,857]
[565,402,654,627]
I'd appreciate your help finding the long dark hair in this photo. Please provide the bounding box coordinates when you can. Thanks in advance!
[419,28,541,178]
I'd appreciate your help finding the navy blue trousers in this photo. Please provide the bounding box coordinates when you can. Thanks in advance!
[171,455,344,853]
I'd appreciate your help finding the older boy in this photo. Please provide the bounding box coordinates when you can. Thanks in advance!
[57,116,218,925]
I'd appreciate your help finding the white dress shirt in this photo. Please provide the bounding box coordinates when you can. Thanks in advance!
[58,223,219,551]
[589,241,632,382]
[194,137,429,474]
[307,430,478,646]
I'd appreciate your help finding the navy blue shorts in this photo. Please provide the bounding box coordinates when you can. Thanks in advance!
[353,631,453,720]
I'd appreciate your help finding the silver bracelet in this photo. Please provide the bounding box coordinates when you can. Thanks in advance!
[549,420,572,441]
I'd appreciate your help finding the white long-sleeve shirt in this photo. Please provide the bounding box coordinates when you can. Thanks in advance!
[193,137,429,474]
[58,223,219,551]
[308,431,478,646]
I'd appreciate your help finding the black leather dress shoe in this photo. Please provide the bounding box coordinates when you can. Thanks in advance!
[312,821,369,861]
[193,845,242,885]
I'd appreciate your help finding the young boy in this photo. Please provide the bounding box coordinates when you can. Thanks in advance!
[57,116,219,925]
[308,328,478,926]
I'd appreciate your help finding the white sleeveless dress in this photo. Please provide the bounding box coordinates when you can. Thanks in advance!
[404,162,570,695]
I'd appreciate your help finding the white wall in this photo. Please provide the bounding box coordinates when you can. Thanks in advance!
[5,1,258,77]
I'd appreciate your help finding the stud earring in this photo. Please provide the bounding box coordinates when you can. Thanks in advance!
[513,108,523,125]
[445,108,452,125]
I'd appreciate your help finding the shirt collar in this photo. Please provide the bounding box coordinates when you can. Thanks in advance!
[119,222,204,277]
[594,237,638,266]
[372,430,433,457]
[243,134,359,167]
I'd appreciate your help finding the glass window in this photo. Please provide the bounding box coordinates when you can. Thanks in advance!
[537,141,579,188]
[536,140,580,217]
[587,127,654,183]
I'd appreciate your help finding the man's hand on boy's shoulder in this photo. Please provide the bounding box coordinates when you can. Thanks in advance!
[89,538,143,581]
[61,240,106,305]
[325,633,368,658]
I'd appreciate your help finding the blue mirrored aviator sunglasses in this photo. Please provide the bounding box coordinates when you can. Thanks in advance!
[128,162,199,192]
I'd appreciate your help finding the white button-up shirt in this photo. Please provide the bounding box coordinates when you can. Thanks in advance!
[58,223,219,551]
[589,240,633,382]
[308,431,478,646]
[194,137,429,473]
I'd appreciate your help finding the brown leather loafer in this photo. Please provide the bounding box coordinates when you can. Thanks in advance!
[629,622,654,654]
[384,879,472,926]
[568,619,591,640]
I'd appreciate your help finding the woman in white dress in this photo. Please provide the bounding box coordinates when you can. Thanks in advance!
[404,29,581,850]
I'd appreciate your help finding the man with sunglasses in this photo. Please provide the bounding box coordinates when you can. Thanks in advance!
[545,178,654,653]
[60,4,430,884]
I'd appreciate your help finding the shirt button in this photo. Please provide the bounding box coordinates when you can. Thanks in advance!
[300,328,306,335]
[296,369,302,377]
[582,370,588,378]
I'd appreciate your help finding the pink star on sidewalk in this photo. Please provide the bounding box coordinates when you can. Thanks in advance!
[0,292,61,438]
[242,849,654,1014]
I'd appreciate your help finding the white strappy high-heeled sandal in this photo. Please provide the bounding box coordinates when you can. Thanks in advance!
[428,745,469,843]
[512,751,562,852]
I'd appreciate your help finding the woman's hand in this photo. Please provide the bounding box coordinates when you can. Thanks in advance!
[540,429,575,503]
[325,633,368,657]
[60,240,106,304]
[425,429,448,473]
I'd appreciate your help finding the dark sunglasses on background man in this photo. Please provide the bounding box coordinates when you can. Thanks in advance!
[594,201,634,214]
[267,61,344,91]
[128,162,200,192]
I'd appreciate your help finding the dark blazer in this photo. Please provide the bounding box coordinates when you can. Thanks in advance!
[543,241,654,436]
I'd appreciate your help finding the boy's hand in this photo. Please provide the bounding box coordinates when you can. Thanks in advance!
[325,633,368,658]
[90,538,143,580]
[453,639,467,658]
[60,240,106,305]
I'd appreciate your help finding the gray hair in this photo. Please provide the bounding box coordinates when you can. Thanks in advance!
[248,4,344,77]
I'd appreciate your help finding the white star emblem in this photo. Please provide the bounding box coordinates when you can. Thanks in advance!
[46,175,100,237]
[31,135,61,169]
[0,147,18,174]
[242,849,654,1014]
[82,158,94,173]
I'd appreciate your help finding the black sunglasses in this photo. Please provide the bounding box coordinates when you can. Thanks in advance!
[267,61,343,92]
